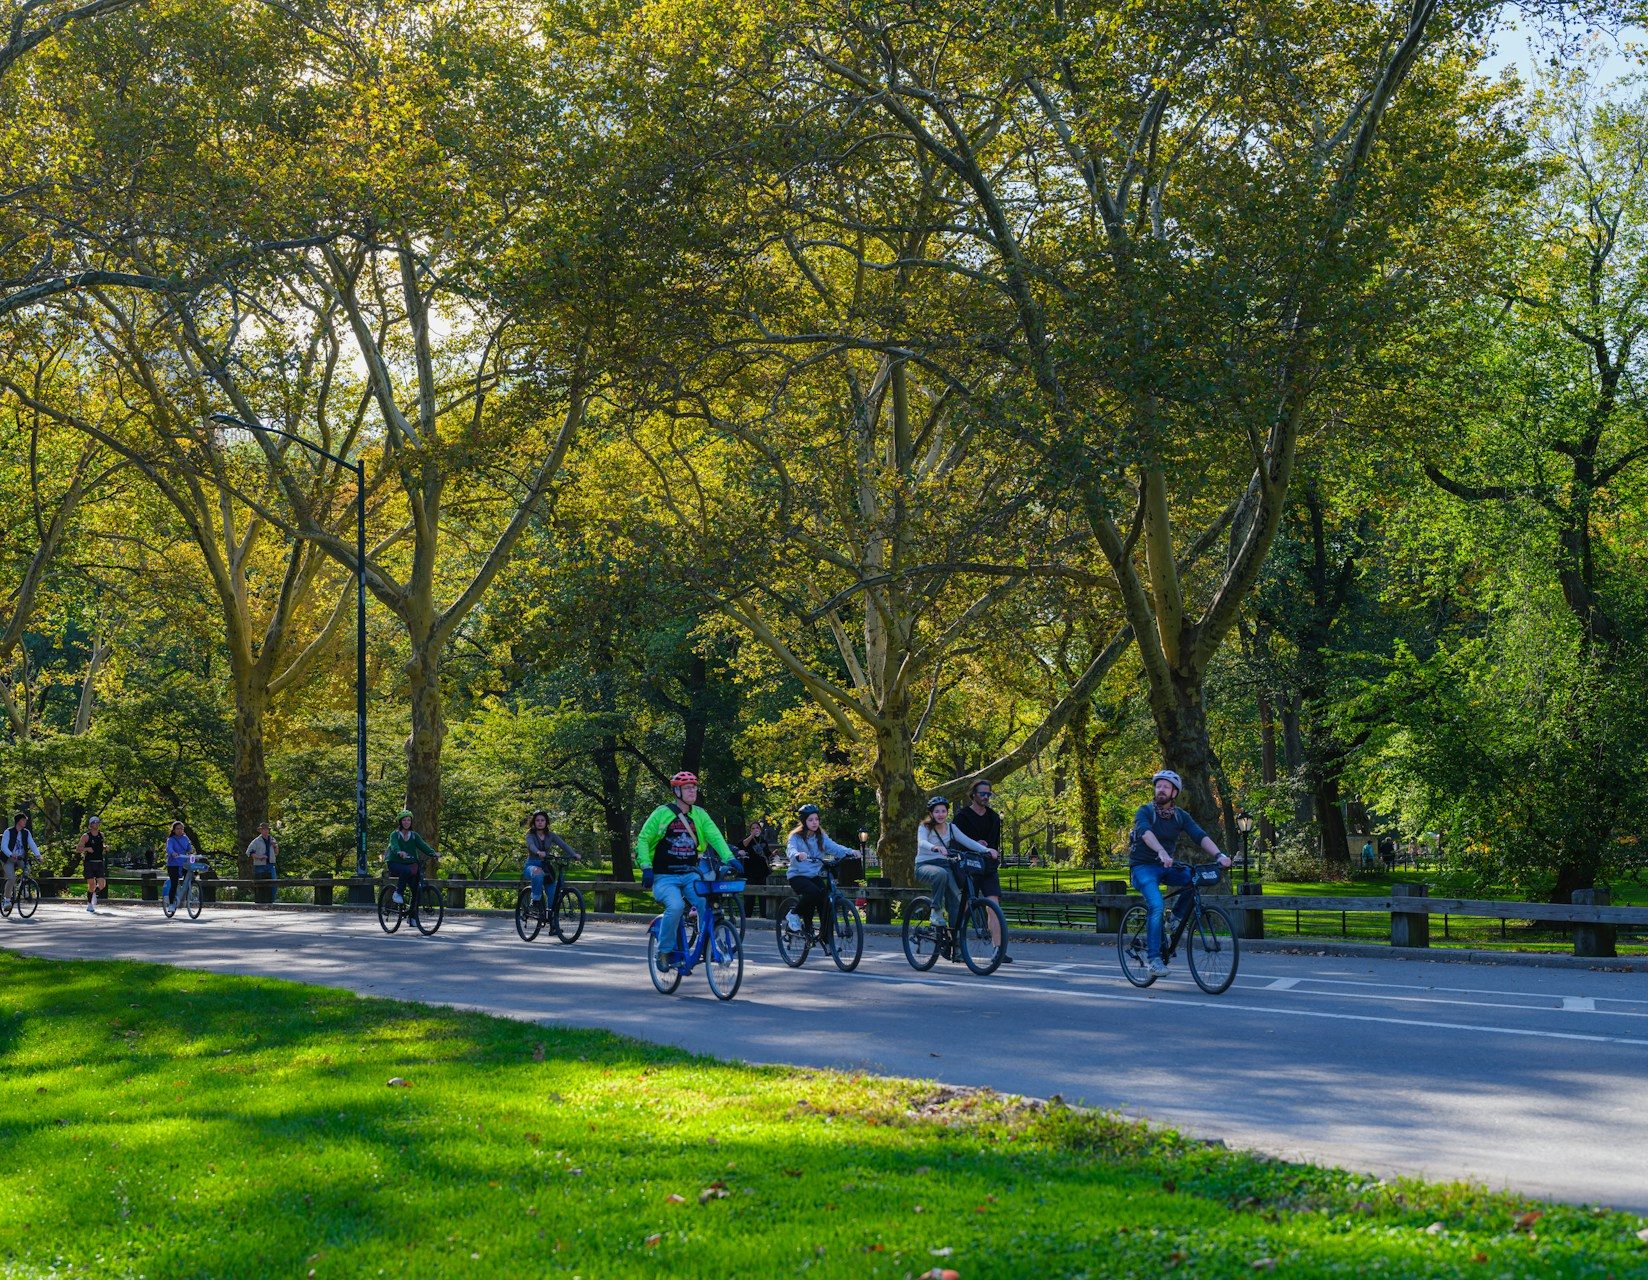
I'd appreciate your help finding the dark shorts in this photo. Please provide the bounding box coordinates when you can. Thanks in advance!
[970,863,1002,897]
[83,859,106,878]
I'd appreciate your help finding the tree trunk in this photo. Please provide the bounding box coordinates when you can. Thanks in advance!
[1148,669,1220,832]
[595,733,633,880]
[1067,705,1104,866]
[1549,854,1596,904]
[404,643,445,845]
[231,677,271,866]
[870,715,923,885]
[680,652,708,775]
[1257,686,1277,852]
[1312,763,1351,873]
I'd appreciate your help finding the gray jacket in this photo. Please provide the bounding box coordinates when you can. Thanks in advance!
[786,830,858,878]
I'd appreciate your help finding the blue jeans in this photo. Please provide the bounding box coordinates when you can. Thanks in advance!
[525,862,547,902]
[253,865,276,880]
[652,872,704,959]
[1132,863,1194,962]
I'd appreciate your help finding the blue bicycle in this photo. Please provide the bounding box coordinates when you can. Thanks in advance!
[646,857,746,1001]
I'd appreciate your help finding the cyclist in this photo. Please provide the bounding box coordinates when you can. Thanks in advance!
[386,808,437,905]
[1131,770,1231,975]
[951,778,1011,963]
[2,812,40,913]
[524,808,579,911]
[635,771,739,970]
[783,804,860,940]
[914,796,992,940]
[161,820,195,909]
[78,816,107,914]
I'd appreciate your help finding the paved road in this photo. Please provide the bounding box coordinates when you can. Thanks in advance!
[6,904,1646,1211]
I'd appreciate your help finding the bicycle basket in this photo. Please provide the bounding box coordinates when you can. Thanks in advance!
[953,850,989,876]
[1194,867,1221,886]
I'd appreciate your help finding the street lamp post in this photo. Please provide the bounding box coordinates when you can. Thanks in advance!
[211,414,369,879]
[1235,810,1255,889]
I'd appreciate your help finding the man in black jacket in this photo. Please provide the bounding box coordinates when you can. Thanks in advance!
[951,779,1010,963]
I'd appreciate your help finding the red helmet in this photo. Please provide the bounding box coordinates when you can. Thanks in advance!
[670,771,699,787]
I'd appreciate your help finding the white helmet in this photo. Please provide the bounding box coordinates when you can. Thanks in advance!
[1150,770,1182,793]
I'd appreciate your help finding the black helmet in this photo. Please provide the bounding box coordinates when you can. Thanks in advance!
[925,796,948,811]
[797,803,821,819]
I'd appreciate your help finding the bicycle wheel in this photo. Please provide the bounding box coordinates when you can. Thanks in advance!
[515,887,544,942]
[901,897,940,971]
[414,882,444,935]
[706,917,743,1001]
[376,885,403,934]
[829,894,863,973]
[162,879,179,919]
[1187,904,1239,995]
[1117,904,1156,987]
[16,878,38,919]
[725,891,747,942]
[647,920,683,994]
[185,879,203,920]
[775,896,811,967]
[958,899,1006,975]
[551,884,585,944]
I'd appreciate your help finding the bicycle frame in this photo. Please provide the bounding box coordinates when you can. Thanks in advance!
[664,863,742,974]
[1159,864,1220,958]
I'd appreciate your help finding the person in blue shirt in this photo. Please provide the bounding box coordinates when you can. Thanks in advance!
[1130,770,1231,975]
[162,820,197,908]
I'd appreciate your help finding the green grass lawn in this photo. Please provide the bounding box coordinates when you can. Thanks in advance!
[3,954,1646,1279]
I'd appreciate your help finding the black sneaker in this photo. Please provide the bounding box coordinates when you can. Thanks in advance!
[1000,953,1014,964]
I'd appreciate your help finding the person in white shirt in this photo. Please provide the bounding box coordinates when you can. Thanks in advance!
[245,821,278,886]
[913,796,991,931]
[2,812,40,910]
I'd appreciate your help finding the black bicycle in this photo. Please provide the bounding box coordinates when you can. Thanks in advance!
[1118,862,1239,995]
[902,853,1007,976]
[0,855,40,919]
[378,861,444,936]
[515,855,586,944]
[775,855,864,972]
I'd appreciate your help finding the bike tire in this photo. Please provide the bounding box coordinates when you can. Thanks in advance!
[377,885,403,935]
[829,894,863,973]
[515,887,544,942]
[647,919,683,994]
[552,885,585,944]
[959,898,1006,976]
[1187,904,1239,995]
[185,880,203,920]
[775,895,811,967]
[16,878,39,919]
[724,891,747,942]
[901,896,940,971]
[414,882,444,935]
[1117,904,1156,987]
[162,881,179,919]
[706,918,743,1001]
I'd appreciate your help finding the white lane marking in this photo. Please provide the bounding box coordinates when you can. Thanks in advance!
[1564,996,1597,1012]
[1265,977,1301,990]
[1279,972,1648,1008]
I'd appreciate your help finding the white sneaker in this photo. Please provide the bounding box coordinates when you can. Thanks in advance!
[86,904,96,914]
[392,891,404,905]
[784,912,803,932]
[1148,958,1168,975]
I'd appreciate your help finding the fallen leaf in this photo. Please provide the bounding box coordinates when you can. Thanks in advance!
[644,1234,662,1248]
[698,1182,730,1204]
[531,1042,545,1062]
[864,1244,885,1253]
[1472,1254,1488,1264]
[782,1168,804,1178]
[1636,1228,1648,1244]
[1251,1260,1276,1271]
[1425,1222,1445,1235]
[931,1246,953,1257]
[1514,1211,1543,1232]
[385,1077,411,1088]
[664,1194,686,1205]
[524,1207,537,1217]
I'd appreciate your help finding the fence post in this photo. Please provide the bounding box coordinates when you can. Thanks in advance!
[1094,879,1128,934]
[864,877,892,925]
[140,870,159,902]
[1236,882,1266,940]
[1390,882,1429,948]
[39,876,64,900]
[592,885,616,913]
[1572,888,1616,959]
[345,875,375,906]
[314,874,334,907]
[445,877,467,909]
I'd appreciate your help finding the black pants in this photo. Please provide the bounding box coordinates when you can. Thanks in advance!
[788,875,832,932]
[742,862,769,918]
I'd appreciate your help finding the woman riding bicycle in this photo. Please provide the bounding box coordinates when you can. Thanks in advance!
[1131,770,1231,976]
[783,804,859,939]
[524,809,579,909]
[386,809,437,905]
[914,796,993,932]
[161,820,196,909]
[635,771,739,970]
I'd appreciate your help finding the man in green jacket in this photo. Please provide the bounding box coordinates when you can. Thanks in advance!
[386,809,437,905]
[636,771,739,967]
